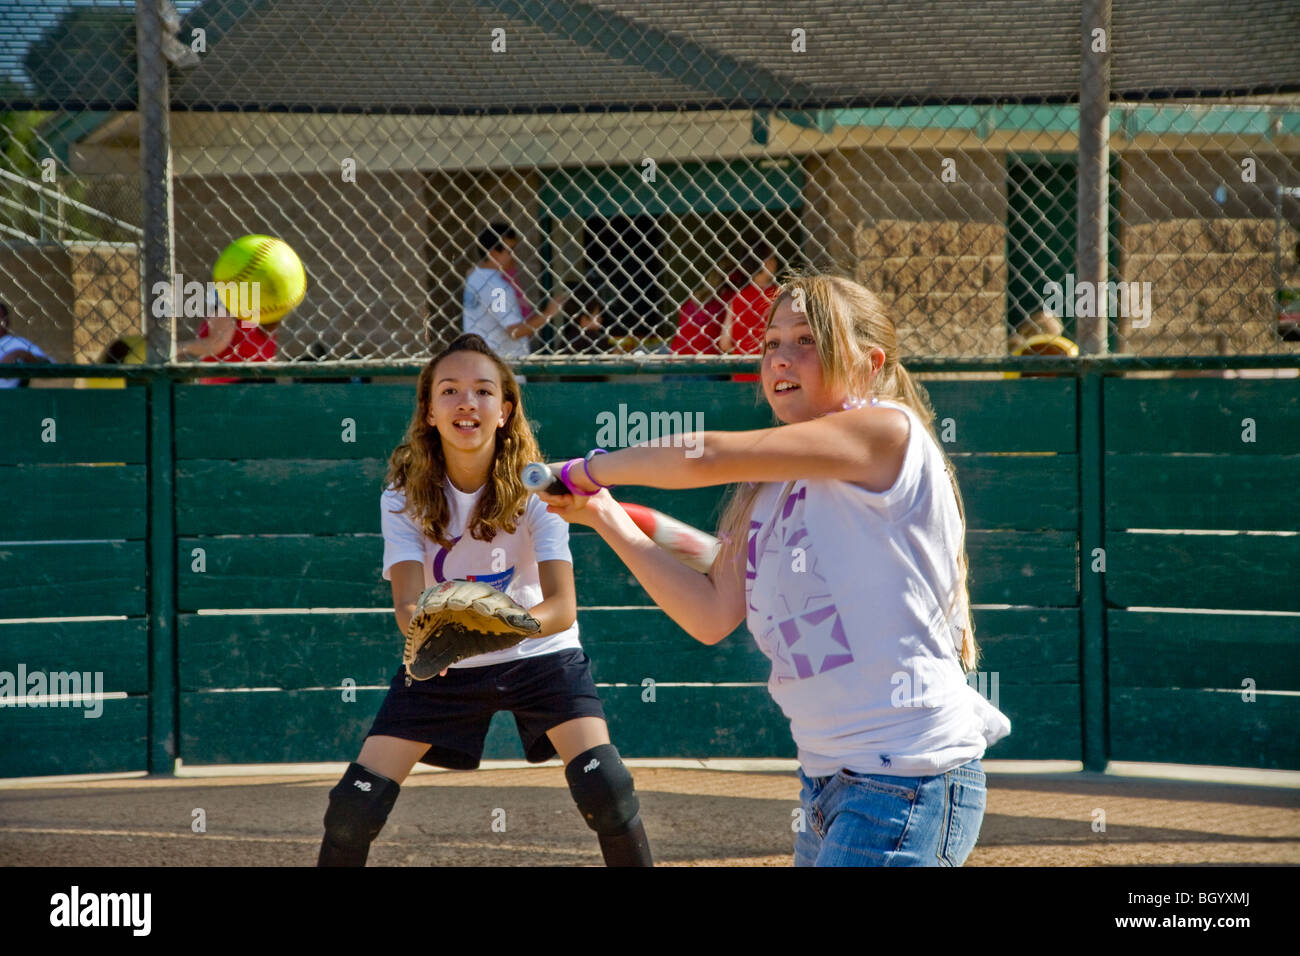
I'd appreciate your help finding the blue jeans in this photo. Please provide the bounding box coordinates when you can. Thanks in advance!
[794,759,986,867]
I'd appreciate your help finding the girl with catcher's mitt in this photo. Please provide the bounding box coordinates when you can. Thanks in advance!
[317,333,652,867]
[539,274,1010,867]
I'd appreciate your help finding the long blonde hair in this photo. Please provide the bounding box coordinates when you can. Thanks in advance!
[715,273,979,672]
[385,334,542,549]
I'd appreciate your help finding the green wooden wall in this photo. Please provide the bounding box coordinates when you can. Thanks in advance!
[2,375,1296,776]
[0,391,150,776]
[926,379,1083,760]
[1102,380,1300,770]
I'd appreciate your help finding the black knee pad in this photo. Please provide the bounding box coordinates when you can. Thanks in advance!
[565,744,639,835]
[323,762,400,849]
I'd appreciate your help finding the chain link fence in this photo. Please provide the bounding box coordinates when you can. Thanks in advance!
[1,0,1298,369]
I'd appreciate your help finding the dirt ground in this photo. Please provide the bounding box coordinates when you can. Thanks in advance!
[1,766,1296,866]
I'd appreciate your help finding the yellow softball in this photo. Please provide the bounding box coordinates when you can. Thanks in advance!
[211,234,307,325]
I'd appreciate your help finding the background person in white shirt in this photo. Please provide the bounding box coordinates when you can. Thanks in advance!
[539,273,1010,867]
[462,222,565,361]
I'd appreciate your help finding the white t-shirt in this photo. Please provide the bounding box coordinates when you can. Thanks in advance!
[744,399,1010,777]
[463,266,528,360]
[380,479,580,666]
[0,333,51,388]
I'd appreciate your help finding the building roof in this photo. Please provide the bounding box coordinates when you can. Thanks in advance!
[10,0,1300,114]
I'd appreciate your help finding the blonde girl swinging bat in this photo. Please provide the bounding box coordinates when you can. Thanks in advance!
[538,273,1010,867]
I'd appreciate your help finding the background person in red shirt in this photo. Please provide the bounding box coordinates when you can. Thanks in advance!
[670,265,728,355]
[179,290,279,384]
[719,243,778,381]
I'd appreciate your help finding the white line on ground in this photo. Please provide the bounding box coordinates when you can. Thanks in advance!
[1105,762,1300,788]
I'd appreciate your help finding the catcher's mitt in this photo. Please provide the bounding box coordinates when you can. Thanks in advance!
[402,579,542,681]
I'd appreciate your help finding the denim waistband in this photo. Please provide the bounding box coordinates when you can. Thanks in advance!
[802,757,984,788]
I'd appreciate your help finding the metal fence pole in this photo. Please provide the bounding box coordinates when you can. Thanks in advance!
[1078,0,1111,355]
[135,0,176,364]
[137,2,179,773]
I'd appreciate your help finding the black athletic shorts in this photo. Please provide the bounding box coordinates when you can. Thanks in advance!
[365,648,606,770]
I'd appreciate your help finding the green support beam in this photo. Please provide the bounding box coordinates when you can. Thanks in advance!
[146,375,178,773]
[1078,365,1108,772]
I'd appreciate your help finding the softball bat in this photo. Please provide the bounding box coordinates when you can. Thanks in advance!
[522,461,721,573]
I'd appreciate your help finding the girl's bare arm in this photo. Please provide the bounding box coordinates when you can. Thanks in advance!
[389,560,425,636]
[539,492,747,645]
[581,406,910,493]
[528,559,578,637]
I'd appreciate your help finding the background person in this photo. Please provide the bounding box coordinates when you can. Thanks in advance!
[0,300,54,388]
[1005,310,1077,380]
[81,334,146,389]
[463,222,565,361]
[1008,309,1072,355]
[719,243,779,383]
[670,265,727,356]
[178,289,280,384]
[556,282,608,354]
[505,261,534,323]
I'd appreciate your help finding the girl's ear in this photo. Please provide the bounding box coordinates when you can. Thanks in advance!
[499,398,515,429]
[865,347,887,387]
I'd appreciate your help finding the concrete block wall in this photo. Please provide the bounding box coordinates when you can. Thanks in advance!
[1121,218,1300,356]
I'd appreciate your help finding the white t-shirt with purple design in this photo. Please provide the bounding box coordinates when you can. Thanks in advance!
[744,399,1011,777]
[380,480,581,667]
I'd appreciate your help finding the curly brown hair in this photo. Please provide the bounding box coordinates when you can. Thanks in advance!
[385,334,542,549]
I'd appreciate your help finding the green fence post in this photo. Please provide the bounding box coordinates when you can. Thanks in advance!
[147,373,178,773]
[1078,364,1108,771]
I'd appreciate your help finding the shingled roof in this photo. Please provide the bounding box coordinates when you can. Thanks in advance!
[10,0,1300,112]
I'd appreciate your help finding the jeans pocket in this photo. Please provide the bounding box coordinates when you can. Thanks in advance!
[939,770,987,866]
[836,769,918,802]
[818,771,919,863]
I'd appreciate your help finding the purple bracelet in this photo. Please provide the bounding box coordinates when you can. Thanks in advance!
[582,448,611,489]
[560,458,597,497]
